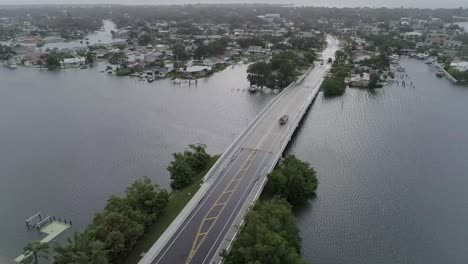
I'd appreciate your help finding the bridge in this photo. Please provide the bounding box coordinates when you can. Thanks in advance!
[139,36,339,264]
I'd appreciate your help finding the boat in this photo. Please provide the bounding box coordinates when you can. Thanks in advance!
[79,65,88,69]
[248,85,258,93]
[147,77,154,82]
[8,64,18,70]
[436,70,444,78]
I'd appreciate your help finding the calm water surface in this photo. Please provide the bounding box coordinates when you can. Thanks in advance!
[1,56,468,263]
[0,63,275,261]
[292,57,468,264]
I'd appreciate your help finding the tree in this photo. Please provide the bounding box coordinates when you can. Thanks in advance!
[321,76,346,97]
[86,51,95,64]
[247,61,271,88]
[184,144,210,173]
[22,241,49,264]
[167,144,211,190]
[223,198,306,264]
[138,33,154,46]
[167,154,196,190]
[172,44,190,61]
[265,155,318,206]
[368,72,380,88]
[124,177,170,224]
[108,52,127,65]
[45,53,62,70]
[54,233,108,264]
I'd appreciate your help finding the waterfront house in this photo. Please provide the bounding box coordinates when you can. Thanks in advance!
[450,61,468,72]
[62,57,85,68]
[247,46,267,55]
[144,52,163,63]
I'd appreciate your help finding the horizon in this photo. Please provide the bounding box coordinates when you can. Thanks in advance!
[0,0,467,9]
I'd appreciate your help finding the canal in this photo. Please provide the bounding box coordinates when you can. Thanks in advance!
[1,56,467,263]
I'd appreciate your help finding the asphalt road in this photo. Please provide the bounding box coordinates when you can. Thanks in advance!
[151,36,339,264]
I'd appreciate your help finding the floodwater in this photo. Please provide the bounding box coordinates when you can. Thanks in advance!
[1,56,468,263]
[292,57,468,264]
[1,20,124,50]
[42,20,126,50]
[0,63,275,260]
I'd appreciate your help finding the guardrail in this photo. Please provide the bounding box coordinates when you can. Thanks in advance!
[138,66,315,264]
[435,63,458,84]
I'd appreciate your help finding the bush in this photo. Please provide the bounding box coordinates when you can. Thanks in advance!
[265,155,318,206]
[321,76,346,97]
[223,198,306,264]
[167,144,211,190]
[54,177,169,264]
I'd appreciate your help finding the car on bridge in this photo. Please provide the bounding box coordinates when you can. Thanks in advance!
[279,114,289,125]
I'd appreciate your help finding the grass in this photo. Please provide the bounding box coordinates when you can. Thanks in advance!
[125,155,220,264]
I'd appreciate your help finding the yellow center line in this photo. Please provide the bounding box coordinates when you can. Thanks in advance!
[185,74,313,263]
[186,149,259,263]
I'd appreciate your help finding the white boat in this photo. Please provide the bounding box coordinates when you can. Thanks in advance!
[8,64,18,70]
[248,85,258,93]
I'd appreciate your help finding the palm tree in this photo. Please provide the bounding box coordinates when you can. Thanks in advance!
[22,241,49,264]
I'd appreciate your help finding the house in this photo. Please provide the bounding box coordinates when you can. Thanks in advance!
[247,46,267,55]
[348,73,370,87]
[203,57,224,67]
[446,40,462,49]
[62,57,85,68]
[185,65,211,74]
[154,67,169,78]
[353,51,373,63]
[426,33,449,45]
[450,62,468,72]
[24,51,44,66]
[144,52,163,63]
[404,32,423,40]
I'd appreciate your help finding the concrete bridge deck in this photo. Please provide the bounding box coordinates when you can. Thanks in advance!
[139,36,339,264]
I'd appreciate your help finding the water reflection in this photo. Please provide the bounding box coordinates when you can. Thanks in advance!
[291,57,468,264]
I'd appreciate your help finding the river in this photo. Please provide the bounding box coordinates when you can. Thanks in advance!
[1,56,468,263]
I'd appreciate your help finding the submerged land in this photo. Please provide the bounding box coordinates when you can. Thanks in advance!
[1,3,468,264]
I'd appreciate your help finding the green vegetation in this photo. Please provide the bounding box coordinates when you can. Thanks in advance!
[247,51,315,89]
[222,198,305,264]
[321,49,353,97]
[223,155,318,264]
[0,44,16,61]
[109,52,128,65]
[115,67,142,76]
[53,178,170,264]
[44,53,62,70]
[168,144,211,190]
[21,241,50,264]
[321,76,346,97]
[193,37,230,60]
[447,67,468,84]
[125,155,219,264]
[264,155,318,207]
[237,37,265,49]
[85,51,95,65]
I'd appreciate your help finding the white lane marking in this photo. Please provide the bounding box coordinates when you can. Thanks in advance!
[202,148,269,264]
[155,41,339,263]
[154,148,248,263]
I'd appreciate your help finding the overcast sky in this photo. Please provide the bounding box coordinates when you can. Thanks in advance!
[0,0,466,9]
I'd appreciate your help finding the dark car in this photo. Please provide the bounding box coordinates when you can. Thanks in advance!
[279,114,289,125]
